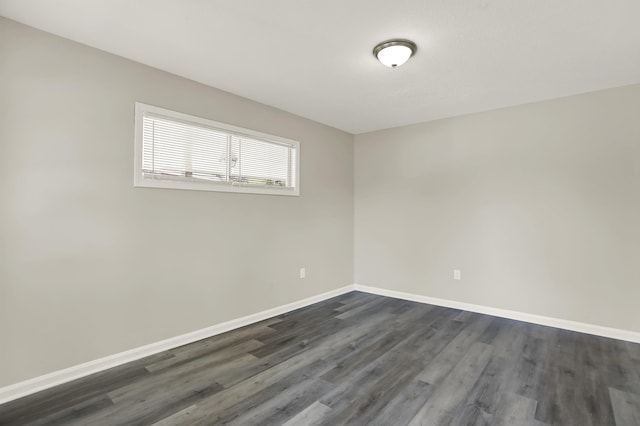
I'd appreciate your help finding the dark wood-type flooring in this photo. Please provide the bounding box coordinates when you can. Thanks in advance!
[2,291,640,425]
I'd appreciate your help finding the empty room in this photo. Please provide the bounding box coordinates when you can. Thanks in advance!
[1,1,639,425]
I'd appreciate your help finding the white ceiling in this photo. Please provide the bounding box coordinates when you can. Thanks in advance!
[1,0,640,134]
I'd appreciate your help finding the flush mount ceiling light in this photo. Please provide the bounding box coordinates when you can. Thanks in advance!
[373,39,417,68]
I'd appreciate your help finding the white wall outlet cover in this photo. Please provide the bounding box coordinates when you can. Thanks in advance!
[299,268,306,279]
[453,269,461,280]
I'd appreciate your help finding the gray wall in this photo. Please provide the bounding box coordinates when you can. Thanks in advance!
[0,18,354,387]
[355,84,640,333]
[3,15,639,390]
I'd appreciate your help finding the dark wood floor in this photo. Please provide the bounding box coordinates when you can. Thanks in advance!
[2,292,640,425]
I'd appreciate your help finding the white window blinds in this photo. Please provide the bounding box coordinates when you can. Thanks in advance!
[142,115,229,182]
[134,103,299,195]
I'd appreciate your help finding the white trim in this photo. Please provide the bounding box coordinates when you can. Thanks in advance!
[354,284,640,344]
[4,282,639,405]
[0,285,353,405]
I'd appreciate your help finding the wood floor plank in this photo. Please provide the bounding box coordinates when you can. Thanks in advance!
[492,392,550,426]
[249,317,344,359]
[501,329,549,401]
[0,362,151,425]
[530,328,608,426]
[408,342,494,425]
[216,327,376,388]
[331,291,378,311]
[99,382,223,426]
[394,308,465,358]
[151,308,400,424]
[481,319,528,360]
[161,323,275,361]
[210,360,329,424]
[609,388,640,426]
[2,291,639,425]
[416,315,493,385]
[25,394,114,426]
[369,379,434,426]
[452,321,531,424]
[227,377,332,425]
[268,301,344,332]
[145,336,264,373]
[171,359,333,426]
[333,298,399,326]
[601,338,640,396]
[334,296,389,320]
[281,401,332,426]
[78,355,241,425]
[573,333,617,426]
[386,299,421,315]
[110,340,262,403]
[448,354,511,425]
[320,326,415,383]
[610,387,640,426]
[318,347,426,425]
[453,310,477,322]
[321,302,458,386]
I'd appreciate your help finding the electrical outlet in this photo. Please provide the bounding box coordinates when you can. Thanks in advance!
[299,268,306,279]
[453,269,461,280]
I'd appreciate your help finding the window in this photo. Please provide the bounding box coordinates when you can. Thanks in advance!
[134,103,300,196]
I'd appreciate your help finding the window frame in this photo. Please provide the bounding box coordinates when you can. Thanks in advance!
[134,102,300,196]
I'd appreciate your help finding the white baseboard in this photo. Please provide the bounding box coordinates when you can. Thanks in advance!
[354,284,640,344]
[4,282,639,405]
[0,285,354,405]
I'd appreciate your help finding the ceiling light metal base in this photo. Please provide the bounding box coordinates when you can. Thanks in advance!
[373,39,417,68]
